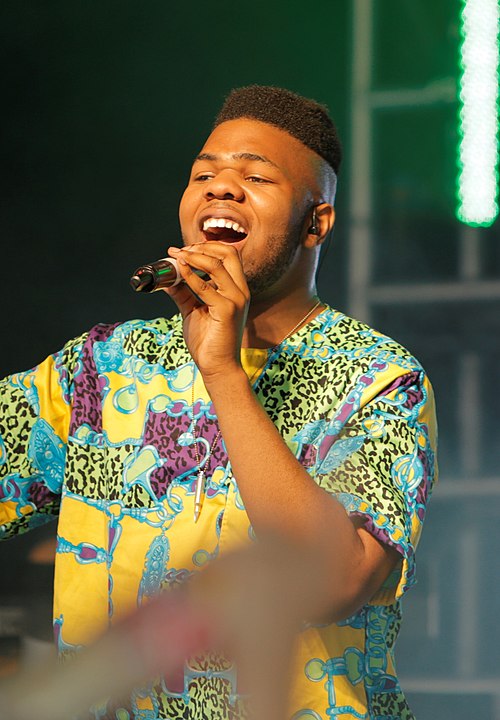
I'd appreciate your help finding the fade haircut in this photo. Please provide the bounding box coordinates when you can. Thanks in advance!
[214,85,342,175]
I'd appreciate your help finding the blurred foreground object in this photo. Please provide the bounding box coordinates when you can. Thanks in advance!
[0,536,332,720]
[20,536,57,670]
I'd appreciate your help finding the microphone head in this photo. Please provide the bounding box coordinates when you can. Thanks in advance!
[130,272,155,292]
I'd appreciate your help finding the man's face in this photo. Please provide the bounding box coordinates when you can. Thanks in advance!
[179,118,320,296]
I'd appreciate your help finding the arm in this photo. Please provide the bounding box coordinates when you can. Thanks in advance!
[0,335,83,538]
[203,365,400,620]
[166,244,435,620]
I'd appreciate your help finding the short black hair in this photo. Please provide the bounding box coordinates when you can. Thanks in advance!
[214,85,342,175]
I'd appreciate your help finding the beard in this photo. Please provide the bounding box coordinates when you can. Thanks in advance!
[244,228,303,297]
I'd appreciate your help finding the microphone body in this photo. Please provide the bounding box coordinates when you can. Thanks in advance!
[130,257,207,293]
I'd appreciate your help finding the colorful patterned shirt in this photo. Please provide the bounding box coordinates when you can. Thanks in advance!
[0,306,437,719]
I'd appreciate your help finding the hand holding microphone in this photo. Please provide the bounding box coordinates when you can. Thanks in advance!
[130,256,208,293]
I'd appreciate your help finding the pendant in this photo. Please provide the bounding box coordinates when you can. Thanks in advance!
[193,469,206,523]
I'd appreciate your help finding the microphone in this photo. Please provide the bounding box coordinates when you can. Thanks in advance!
[130,257,207,293]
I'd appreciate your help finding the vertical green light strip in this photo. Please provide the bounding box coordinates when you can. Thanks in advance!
[456,0,500,227]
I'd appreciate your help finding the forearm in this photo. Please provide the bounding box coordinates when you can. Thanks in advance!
[203,366,380,617]
[205,368,352,539]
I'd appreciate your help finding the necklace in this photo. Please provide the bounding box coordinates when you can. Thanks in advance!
[191,298,323,522]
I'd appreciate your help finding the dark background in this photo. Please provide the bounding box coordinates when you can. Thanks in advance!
[1,2,500,718]
[0,0,350,375]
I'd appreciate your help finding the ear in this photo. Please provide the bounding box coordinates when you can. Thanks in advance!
[304,203,336,248]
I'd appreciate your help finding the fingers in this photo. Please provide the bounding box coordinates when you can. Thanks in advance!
[162,276,200,318]
[167,244,249,312]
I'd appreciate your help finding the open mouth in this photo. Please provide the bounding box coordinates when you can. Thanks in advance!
[202,217,248,243]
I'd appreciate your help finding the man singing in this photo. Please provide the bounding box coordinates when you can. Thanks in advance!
[0,86,437,719]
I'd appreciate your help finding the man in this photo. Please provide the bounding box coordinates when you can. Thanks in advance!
[0,86,437,719]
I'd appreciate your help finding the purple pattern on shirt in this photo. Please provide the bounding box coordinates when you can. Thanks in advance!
[28,479,59,509]
[379,370,422,407]
[298,444,317,467]
[350,513,392,547]
[80,546,97,560]
[69,324,119,436]
[143,409,226,500]
[415,445,433,513]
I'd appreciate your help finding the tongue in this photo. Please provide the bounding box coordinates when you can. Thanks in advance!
[204,226,247,242]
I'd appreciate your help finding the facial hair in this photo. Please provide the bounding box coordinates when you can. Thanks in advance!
[245,227,303,297]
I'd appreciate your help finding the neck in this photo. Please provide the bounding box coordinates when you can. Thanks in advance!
[242,287,322,349]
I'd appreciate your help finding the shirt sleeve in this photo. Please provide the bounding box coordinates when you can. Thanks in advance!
[314,369,437,602]
[0,333,86,539]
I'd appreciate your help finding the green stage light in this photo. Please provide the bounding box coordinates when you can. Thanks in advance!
[456,0,500,227]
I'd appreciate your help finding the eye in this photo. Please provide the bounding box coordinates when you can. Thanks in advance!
[193,173,214,182]
[245,175,271,183]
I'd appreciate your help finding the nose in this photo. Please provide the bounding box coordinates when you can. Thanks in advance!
[203,170,245,202]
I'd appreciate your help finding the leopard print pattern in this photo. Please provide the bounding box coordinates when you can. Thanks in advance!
[370,691,416,720]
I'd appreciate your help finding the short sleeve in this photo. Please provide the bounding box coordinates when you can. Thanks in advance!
[0,333,86,539]
[315,370,437,601]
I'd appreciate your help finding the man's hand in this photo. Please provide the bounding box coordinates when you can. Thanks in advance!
[164,243,250,380]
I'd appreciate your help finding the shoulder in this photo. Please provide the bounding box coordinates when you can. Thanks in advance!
[311,306,425,375]
[45,315,184,385]
[283,306,433,414]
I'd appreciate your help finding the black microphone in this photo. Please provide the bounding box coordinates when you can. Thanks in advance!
[130,257,208,293]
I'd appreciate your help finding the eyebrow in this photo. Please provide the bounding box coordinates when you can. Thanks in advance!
[194,152,280,169]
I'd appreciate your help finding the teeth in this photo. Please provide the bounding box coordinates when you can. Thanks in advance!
[203,218,247,234]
